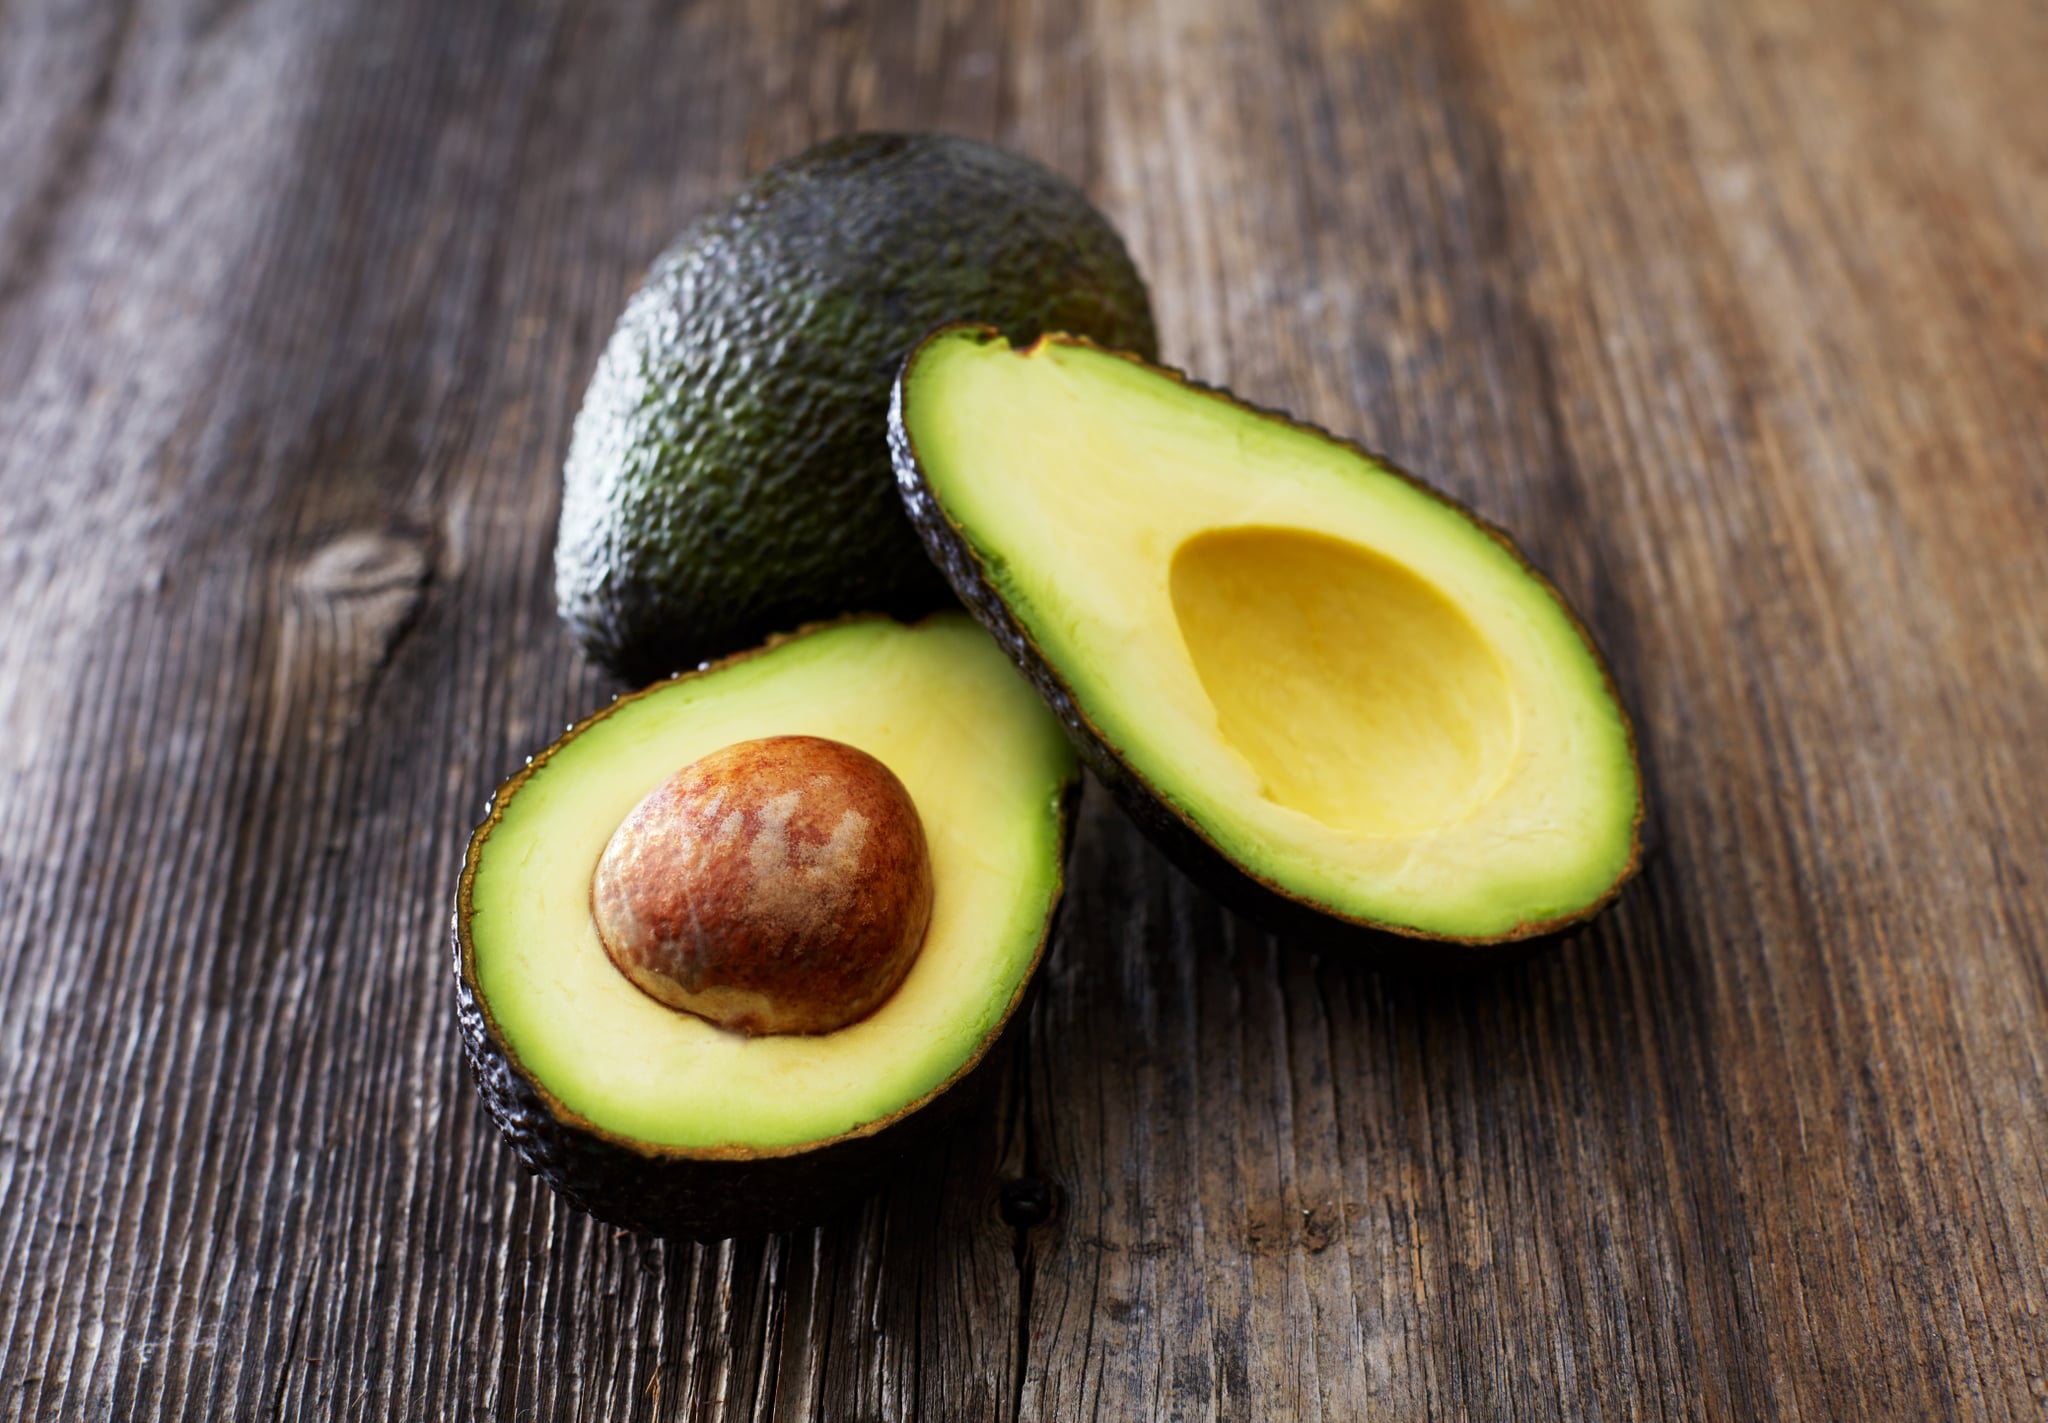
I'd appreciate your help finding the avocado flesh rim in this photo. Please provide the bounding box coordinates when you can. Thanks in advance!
[896,330,1642,942]
[463,615,1075,1151]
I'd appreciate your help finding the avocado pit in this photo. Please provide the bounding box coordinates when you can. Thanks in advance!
[591,735,934,1036]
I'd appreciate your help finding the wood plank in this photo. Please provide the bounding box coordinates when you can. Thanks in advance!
[0,2,1027,1418]
[0,0,2041,1417]
[1017,0,2048,1415]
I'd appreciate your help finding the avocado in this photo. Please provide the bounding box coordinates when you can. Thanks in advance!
[454,613,1079,1238]
[890,328,1643,965]
[554,133,1159,684]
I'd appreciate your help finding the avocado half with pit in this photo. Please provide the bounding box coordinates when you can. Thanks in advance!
[454,614,1078,1238]
[890,327,1643,965]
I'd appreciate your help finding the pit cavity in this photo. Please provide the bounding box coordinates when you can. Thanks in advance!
[1169,526,1518,837]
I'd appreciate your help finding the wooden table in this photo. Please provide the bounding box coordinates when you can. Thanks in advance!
[4,0,2044,1417]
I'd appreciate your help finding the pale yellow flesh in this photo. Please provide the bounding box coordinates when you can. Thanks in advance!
[906,335,1639,939]
[467,616,1074,1149]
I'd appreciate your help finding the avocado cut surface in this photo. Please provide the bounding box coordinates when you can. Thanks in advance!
[554,132,1158,684]
[455,613,1077,1236]
[891,328,1643,951]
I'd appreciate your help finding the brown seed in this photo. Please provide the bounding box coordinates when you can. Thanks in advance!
[590,735,934,1036]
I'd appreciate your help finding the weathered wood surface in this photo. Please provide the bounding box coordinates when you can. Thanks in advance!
[3,0,2044,1417]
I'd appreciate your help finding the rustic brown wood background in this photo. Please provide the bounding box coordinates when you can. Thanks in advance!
[3,0,2045,1417]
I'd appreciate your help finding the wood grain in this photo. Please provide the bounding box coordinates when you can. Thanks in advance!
[1,0,2042,1418]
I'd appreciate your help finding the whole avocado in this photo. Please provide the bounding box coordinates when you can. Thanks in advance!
[555,132,1159,684]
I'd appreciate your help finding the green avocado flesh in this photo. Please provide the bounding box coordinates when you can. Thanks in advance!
[553,132,1157,684]
[464,614,1076,1150]
[895,330,1642,943]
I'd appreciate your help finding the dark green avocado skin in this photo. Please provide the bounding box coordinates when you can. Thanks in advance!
[888,327,1643,973]
[555,133,1158,685]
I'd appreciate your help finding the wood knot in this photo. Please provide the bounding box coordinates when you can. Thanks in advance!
[295,530,430,602]
[281,529,436,696]
[998,1176,1058,1230]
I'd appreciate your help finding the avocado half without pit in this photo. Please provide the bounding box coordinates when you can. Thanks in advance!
[890,326,1644,966]
[454,614,1078,1238]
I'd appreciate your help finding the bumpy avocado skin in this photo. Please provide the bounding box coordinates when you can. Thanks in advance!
[555,133,1158,685]
[889,328,1644,971]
